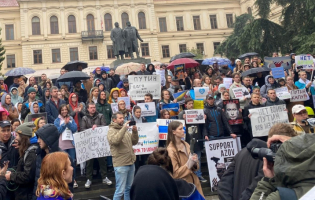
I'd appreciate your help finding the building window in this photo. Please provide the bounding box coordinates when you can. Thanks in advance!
[87,14,95,31]
[104,13,112,31]
[6,55,15,68]
[159,18,167,32]
[213,42,221,51]
[176,17,184,31]
[70,47,79,61]
[5,24,14,40]
[196,43,204,54]
[121,13,129,28]
[52,49,61,63]
[210,15,218,29]
[248,7,252,16]
[32,17,41,35]
[107,45,114,59]
[179,44,187,53]
[141,43,150,56]
[50,16,59,34]
[68,15,76,33]
[138,12,146,29]
[89,46,98,60]
[226,14,233,28]
[193,16,201,30]
[162,45,170,58]
[33,50,42,64]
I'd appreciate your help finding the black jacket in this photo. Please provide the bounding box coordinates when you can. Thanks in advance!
[203,104,233,138]
[109,74,121,87]
[218,139,266,200]
[10,144,37,200]
[101,76,115,93]
[21,99,45,120]
[73,88,88,103]
[262,97,286,107]
[243,101,264,136]
[0,177,6,200]
[0,135,19,168]
[24,85,43,99]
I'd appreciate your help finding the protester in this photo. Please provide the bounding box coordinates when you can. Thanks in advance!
[229,73,250,109]
[137,63,151,75]
[121,79,130,92]
[203,76,213,92]
[290,104,314,134]
[131,106,147,123]
[56,69,73,91]
[94,67,102,80]
[10,87,23,105]
[160,89,176,108]
[21,87,44,121]
[168,77,180,95]
[18,78,27,97]
[24,77,43,99]
[146,64,155,74]
[11,118,20,137]
[96,91,112,125]
[252,72,265,88]
[44,81,52,90]
[160,109,171,119]
[143,93,159,122]
[0,76,8,93]
[108,69,121,87]
[0,107,9,121]
[118,100,132,123]
[0,160,9,200]
[72,81,88,103]
[262,89,286,107]
[58,90,68,103]
[0,121,19,168]
[87,87,99,104]
[260,75,279,98]
[38,74,48,89]
[41,88,50,106]
[1,93,18,121]
[25,102,41,122]
[100,71,115,93]
[108,88,120,104]
[32,117,45,136]
[46,86,66,123]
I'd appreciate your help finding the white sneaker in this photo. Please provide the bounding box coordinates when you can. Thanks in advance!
[73,180,78,188]
[102,177,112,185]
[85,179,92,188]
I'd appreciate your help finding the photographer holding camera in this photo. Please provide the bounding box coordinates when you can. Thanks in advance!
[290,105,315,134]
[250,131,315,199]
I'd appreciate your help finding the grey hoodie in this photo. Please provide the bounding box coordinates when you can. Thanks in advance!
[260,75,279,98]
[10,87,23,105]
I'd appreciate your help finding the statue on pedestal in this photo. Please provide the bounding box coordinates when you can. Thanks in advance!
[110,22,126,60]
[123,21,143,59]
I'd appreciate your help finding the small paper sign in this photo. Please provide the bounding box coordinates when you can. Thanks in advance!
[184,109,205,124]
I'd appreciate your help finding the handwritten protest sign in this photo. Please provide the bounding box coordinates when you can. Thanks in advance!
[232,87,250,99]
[290,88,309,102]
[156,119,185,140]
[111,103,118,114]
[156,69,165,86]
[275,87,291,100]
[173,91,187,105]
[128,75,161,100]
[184,109,205,124]
[193,100,204,109]
[174,64,185,80]
[74,126,111,164]
[161,103,180,116]
[295,54,314,69]
[271,67,285,78]
[117,97,130,109]
[249,105,289,137]
[205,137,241,191]
[223,100,243,125]
[223,78,233,89]
[194,87,209,99]
[137,102,156,117]
[264,56,291,69]
[27,112,47,123]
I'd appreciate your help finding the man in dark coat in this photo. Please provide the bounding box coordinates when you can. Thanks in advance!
[108,68,121,87]
[73,81,88,103]
[110,22,126,60]
[100,71,115,93]
[136,64,151,75]
[0,121,19,168]
[45,86,66,123]
[262,89,286,107]
[123,21,143,59]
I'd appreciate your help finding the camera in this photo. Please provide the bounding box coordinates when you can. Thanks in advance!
[251,142,282,162]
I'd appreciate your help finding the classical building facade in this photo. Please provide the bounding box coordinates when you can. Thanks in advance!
[0,0,280,74]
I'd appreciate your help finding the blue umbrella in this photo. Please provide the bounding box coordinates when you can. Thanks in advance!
[202,57,230,66]
[92,66,110,74]
[5,67,35,77]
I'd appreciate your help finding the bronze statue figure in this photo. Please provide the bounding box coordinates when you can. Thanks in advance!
[110,22,126,60]
[123,21,143,59]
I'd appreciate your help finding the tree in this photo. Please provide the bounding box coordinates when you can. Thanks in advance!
[0,28,5,71]
[186,47,204,59]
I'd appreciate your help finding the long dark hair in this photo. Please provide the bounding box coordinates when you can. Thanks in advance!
[18,133,31,157]
[147,147,173,174]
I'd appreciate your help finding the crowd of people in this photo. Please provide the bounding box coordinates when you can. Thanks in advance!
[0,53,314,200]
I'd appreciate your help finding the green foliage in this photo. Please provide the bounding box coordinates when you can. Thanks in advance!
[186,47,204,59]
[0,28,5,71]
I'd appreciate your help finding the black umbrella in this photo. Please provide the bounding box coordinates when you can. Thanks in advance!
[194,59,204,65]
[63,61,88,71]
[57,71,90,82]
[238,52,259,60]
[169,52,196,62]
[241,67,271,77]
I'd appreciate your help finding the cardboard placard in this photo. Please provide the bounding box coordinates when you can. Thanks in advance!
[137,102,156,117]
[194,87,209,100]
[128,75,161,100]
[295,54,314,69]
[232,87,250,99]
[111,103,119,114]
[271,67,285,78]
[117,97,130,109]
[27,112,47,123]
[223,78,233,89]
[161,103,180,116]
[290,88,309,102]
[184,109,205,124]
[174,64,185,80]
[275,87,291,100]
[264,56,291,69]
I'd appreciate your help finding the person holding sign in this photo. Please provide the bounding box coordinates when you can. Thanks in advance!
[295,71,312,90]
[96,91,112,125]
[54,104,78,188]
[143,93,159,122]
[229,73,250,109]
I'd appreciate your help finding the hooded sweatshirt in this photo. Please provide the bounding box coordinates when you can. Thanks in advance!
[10,87,23,105]
[108,88,120,104]
[260,75,279,98]
[131,106,147,123]
[1,92,19,120]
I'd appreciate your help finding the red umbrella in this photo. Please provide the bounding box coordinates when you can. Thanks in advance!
[167,58,199,70]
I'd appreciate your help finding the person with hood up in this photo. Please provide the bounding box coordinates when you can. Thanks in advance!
[96,91,112,125]
[25,101,41,122]
[108,88,120,104]
[260,75,279,98]
[229,73,250,109]
[146,63,156,74]
[10,87,23,106]
[68,93,85,132]
[0,106,9,121]
[41,88,50,106]
[130,106,147,123]
[100,71,115,93]
[1,93,19,121]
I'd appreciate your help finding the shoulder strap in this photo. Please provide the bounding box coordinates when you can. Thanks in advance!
[24,145,38,163]
[277,187,298,200]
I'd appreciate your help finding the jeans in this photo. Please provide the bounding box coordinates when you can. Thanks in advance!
[64,148,76,180]
[113,164,135,200]
[194,150,202,177]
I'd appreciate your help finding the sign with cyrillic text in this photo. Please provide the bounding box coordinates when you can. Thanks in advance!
[185,109,205,124]
[128,75,161,100]
[290,88,309,102]
[137,102,156,117]
[295,54,314,69]
[275,87,291,100]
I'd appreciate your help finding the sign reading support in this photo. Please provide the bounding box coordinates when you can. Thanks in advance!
[128,75,161,100]
[156,119,185,140]
[249,105,289,137]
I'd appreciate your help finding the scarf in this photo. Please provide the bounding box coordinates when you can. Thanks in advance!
[132,107,143,123]
[299,78,311,86]
[68,93,80,131]
[39,185,73,200]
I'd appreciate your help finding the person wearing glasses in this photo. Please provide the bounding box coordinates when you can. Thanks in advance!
[290,105,314,134]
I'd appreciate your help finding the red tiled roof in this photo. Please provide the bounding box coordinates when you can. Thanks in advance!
[0,0,19,7]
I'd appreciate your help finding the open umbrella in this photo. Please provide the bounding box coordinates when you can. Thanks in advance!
[5,67,35,77]
[92,66,110,74]
[169,52,196,62]
[57,71,90,82]
[115,62,142,75]
[63,61,88,71]
[241,67,271,77]
[238,52,259,60]
[202,57,226,66]
[167,58,199,70]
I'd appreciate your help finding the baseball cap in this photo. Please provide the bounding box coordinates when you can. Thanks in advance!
[0,121,11,128]
[292,105,306,114]
[15,122,35,137]
[206,94,214,99]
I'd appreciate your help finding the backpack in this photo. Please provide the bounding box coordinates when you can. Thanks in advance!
[277,187,298,200]
[24,145,38,163]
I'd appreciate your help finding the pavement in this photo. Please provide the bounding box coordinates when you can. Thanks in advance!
[206,196,219,200]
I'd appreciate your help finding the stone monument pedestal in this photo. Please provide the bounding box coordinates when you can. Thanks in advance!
[110,58,152,69]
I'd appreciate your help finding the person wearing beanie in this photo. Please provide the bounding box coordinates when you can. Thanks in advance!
[5,122,38,200]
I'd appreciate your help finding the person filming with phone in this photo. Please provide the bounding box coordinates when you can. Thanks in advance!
[107,112,139,200]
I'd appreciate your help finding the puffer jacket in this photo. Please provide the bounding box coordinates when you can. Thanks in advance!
[81,111,106,131]
[250,133,315,200]
[260,75,279,98]
[203,103,233,138]
[107,122,139,167]
[262,97,286,107]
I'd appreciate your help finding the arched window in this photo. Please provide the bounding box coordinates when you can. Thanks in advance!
[87,14,95,31]
[68,15,76,33]
[121,12,129,28]
[104,13,112,31]
[50,16,59,34]
[32,16,40,35]
[247,7,252,16]
[138,12,146,29]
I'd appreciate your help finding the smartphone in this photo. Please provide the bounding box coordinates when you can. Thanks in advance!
[129,121,136,126]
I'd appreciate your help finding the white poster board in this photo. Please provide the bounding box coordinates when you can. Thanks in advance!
[74,126,111,164]
[295,54,314,69]
[223,78,233,89]
[232,87,250,99]
[290,88,309,102]
[249,105,289,137]
[156,119,186,140]
[117,97,130,109]
[184,109,205,124]
[111,103,119,114]
[156,69,166,86]
[128,75,161,100]
[194,87,209,100]
[205,137,241,191]
[275,87,291,100]
[137,102,156,117]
